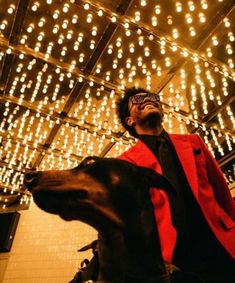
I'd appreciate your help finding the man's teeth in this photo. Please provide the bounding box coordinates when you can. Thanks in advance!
[144,104,155,109]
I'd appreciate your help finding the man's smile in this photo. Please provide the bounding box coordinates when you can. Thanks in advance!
[138,102,160,111]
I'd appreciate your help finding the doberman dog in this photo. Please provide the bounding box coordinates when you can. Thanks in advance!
[24,156,176,283]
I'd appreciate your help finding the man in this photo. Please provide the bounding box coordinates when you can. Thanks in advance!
[116,87,235,283]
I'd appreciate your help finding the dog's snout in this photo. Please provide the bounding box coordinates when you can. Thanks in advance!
[24,171,41,191]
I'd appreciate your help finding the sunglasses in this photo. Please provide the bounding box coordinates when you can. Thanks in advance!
[128,92,160,110]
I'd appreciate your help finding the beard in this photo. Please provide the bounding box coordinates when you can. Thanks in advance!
[139,111,163,129]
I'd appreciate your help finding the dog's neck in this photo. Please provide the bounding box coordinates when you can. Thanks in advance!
[96,204,169,283]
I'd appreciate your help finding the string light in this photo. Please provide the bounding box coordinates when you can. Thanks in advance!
[0,0,233,210]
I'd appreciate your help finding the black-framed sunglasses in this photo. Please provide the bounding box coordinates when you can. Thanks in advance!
[128,92,160,110]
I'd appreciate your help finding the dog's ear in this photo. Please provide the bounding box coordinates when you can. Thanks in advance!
[139,167,176,195]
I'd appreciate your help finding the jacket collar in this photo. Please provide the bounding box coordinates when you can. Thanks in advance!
[130,134,198,199]
[130,139,162,173]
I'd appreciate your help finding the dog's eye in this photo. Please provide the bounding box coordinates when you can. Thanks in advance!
[80,156,100,167]
[72,156,101,172]
[84,159,96,165]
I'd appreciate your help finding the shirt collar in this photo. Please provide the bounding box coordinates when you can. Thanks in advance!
[139,129,170,150]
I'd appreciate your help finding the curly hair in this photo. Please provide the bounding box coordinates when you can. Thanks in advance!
[116,87,148,138]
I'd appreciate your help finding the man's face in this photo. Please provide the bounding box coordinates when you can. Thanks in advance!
[126,92,163,128]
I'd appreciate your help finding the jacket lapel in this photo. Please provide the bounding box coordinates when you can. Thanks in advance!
[169,134,199,200]
[126,135,198,199]
[129,140,163,174]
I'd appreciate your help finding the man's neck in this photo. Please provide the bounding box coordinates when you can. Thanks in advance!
[136,125,164,136]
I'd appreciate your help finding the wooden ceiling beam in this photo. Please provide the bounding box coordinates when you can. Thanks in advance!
[218,150,235,166]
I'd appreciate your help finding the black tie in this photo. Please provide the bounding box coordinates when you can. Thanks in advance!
[155,136,186,235]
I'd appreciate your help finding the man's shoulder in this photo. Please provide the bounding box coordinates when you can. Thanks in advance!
[168,133,203,148]
[117,140,140,160]
[117,138,155,163]
[169,132,199,141]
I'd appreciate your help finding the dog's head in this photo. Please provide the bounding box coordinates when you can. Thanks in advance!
[24,157,174,231]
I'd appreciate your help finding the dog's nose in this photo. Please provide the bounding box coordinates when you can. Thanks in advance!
[24,171,41,191]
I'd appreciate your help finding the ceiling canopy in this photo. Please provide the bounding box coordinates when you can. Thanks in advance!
[0,0,234,212]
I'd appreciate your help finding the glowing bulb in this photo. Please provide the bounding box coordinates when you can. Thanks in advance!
[91,26,97,36]
[199,13,206,23]
[37,32,44,41]
[126,30,131,36]
[144,47,150,57]
[107,45,113,54]
[141,0,147,6]
[62,20,68,29]
[67,30,73,40]
[138,36,144,46]
[172,28,179,39]
[185,13,193,24]
[155,5,161,14]
[52,25,59,34]
[201,0,208,10]
[0,21,7,30]
[87,14,93,23]
[135,11,141,21]
[223,18,230,28]
[27,23,34,33]
[189,26,196,37]
[188,1,195,11]
[167,15,173,25]
[152,16,157,27]
[72,15,78,24]
[53,11,61,20]
[79,53,84,63]
[206,48,213,57]
[165,57,171,67]
[151,60,157,69]
[228,32,234,42]
[148,34,154,41]
[226,44,233,55]
[176,2,182,12]
[124,22,129,29]
[63,3,69,13]
[126,58,131,69]
[182,49,189,57]
[84,3,90,10]
[171,43,178,52]
[8,4,15,14]
[212,36,218,46]
[111,16,117,23]
[90,40,95,49]
[32,2,39,11]
[129,43,135,53]
[98,10,103,17]
[112,59,118,69]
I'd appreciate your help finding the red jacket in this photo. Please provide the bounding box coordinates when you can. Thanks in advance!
[118,133,235,263]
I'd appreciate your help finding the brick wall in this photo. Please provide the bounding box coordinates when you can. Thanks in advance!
[1,203,97,283]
